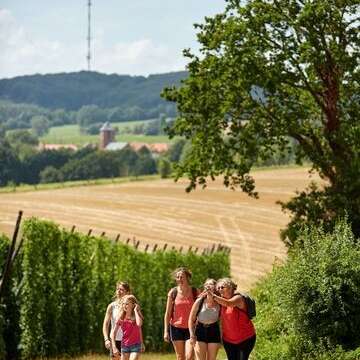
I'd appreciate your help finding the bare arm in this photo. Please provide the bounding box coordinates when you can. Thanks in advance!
[163,290,174,342]
[188,297,202,338]
[134,304,143,326]
[102,303,112,349]
[110,320,121,354]
[212,293,245,309]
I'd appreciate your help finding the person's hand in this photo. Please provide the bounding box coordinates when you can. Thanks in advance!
[141,342,146,352]
[189,334,196,347]
[206,289,214,299]
[104,339,111,349]
[135,303,141,312]
[199,290,207,298]
[112,350,121,360]
[164,332,170,342]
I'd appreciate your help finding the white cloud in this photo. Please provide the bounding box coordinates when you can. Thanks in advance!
[94,38,186,75]
[0,8,186,79]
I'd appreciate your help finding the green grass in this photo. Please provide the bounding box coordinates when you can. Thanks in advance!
[40,120,174,146]
[50,348,228,360]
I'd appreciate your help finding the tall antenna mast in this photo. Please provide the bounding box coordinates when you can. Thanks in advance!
[87,0,92,71]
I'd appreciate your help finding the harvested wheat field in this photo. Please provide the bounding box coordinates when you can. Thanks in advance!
[0,166,319,289]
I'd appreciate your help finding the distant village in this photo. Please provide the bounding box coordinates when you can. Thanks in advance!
[38,122,169,157]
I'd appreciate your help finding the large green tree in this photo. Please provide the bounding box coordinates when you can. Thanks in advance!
[163,0,360,246]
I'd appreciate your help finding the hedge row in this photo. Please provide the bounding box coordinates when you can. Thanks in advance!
[0,218,230,358]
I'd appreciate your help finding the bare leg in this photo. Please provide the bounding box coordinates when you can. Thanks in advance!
[121,353,130,360]
[185,338,195,360]
[207,343,221,360]
[172,340,186,360]
[129,352,140,360]
[194,341,207,360]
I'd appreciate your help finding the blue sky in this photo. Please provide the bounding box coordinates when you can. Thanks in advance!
[0,0,226,79]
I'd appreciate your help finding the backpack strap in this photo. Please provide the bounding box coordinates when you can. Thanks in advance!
[195,296,205,318]
[191,287,198,301]
[170,287,177,302]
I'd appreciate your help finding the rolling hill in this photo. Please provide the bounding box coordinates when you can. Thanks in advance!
[0,70,187,110]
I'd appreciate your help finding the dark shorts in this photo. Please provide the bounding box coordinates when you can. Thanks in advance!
[223,335,256,360]
[170,324,190,341]
[195,322,221,344]
[110,340,122,357]
[121,343,141,353]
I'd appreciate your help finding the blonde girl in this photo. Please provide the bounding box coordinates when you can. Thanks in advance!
[111,295,145,360]
[103,281,131,354]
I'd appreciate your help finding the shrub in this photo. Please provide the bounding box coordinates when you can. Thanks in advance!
[253,218,360,359]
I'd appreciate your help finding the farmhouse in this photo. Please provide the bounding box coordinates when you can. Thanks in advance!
[99,122,169,156]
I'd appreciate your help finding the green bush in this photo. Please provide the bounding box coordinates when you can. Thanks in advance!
[0,234,9,359]
[253,219,360,359]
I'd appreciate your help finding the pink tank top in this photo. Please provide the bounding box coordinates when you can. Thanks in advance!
[170,290,195,329]
[118,318,141,346]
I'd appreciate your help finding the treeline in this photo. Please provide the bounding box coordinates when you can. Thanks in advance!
[0,127,296,187]
[0,218,230,359]
[0,71,187,130]
[0,133,158,186]
[0,100,175,135]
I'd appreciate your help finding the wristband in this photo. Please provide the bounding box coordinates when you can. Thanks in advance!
[104,338,110,342]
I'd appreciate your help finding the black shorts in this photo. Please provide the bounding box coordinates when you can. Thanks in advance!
[195,322,221,343]
[110,340,122,357]
[170,324,190,341]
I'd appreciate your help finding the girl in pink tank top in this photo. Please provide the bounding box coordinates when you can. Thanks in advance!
[111,295,145,360]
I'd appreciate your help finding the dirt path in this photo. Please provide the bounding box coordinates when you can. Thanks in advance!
[0,167,319,289]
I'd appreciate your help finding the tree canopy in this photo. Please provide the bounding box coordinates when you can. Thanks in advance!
[162,0,360,246]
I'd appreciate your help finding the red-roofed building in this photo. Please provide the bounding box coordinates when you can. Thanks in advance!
[38,143,78,151]
[149,143,169,154]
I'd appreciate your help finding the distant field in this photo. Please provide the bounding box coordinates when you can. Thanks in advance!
[40,120,173,145]
[0,166,320,289]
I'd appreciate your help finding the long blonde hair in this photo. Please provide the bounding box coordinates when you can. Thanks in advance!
[120,294,139,319]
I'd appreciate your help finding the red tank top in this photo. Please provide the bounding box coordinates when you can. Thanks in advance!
[170,290,195,329]
[220,305,255,344]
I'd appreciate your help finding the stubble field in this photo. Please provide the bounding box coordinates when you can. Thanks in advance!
[0,166,319,289]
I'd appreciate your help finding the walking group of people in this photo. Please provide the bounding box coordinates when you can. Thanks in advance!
[102,267,256,360]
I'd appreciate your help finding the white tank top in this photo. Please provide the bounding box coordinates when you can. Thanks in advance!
[111,301,123,341]
[197,300,220,324]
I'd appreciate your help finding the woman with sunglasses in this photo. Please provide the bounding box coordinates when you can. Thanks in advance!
[163,267,198,360]
[208,278,256,360]
[188,279,221,360]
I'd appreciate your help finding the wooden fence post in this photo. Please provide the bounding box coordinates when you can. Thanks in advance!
[0,210,23,299]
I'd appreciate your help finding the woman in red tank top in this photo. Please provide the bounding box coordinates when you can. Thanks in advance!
[163,267,198,360]
[208,278,256,360]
